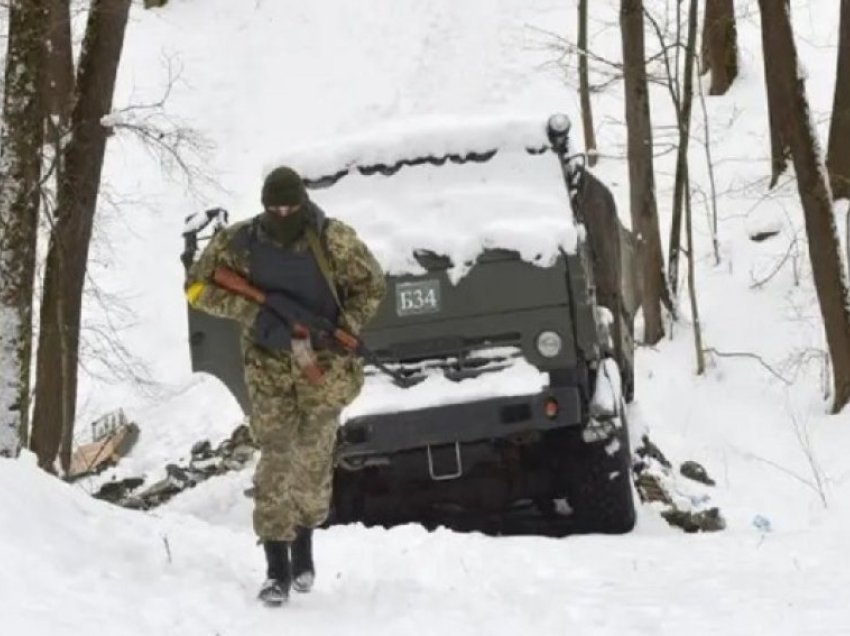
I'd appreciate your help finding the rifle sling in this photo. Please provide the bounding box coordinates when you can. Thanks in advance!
[305,226,351,328]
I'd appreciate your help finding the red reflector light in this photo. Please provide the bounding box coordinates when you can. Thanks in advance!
[544,397,559,419]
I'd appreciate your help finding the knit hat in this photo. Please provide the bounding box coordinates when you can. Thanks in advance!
[261,166,307,208]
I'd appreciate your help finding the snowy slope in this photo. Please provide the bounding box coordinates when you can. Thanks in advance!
[4,454,849,636]
[3,0,850,633]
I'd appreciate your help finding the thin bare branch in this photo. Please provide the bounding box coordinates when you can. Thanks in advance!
[750,236,801,289]
[703,347,793,385]
[103,57,217,194]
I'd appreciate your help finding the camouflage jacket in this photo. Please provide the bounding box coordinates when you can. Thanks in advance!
[185,203,385,410]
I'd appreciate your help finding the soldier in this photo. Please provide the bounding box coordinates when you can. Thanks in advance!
[185,166,385,606]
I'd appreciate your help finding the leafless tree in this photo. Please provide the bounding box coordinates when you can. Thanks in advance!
[681,0,705,373]
[44,0,74,126]
[42,0,74,202]
[30,0,132,472]
[701,0,738,96]
[684,165,705,374]
[104,68,215,190]
[760,0,790,189]
[578,0,598,166]
[827,0,850,200]
[620,0,669,344]
[0,0,48,457]
[695,62,721,265]
[646,0,704,371]
[653,0,698,299]
[758,0,850,413]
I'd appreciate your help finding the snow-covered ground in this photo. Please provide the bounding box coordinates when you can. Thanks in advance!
[3,0,850,633]
[4,451,848,636]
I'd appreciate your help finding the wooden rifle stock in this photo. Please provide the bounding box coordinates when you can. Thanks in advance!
[212,267,267,305]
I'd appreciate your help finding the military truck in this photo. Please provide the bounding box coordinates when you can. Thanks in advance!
[182,114,638,536]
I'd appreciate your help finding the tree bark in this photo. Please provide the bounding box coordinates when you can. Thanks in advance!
[30,0,132,472]
[668,0,699,298]
[620,0,668,344]
[684,166,705,375]
[827,0,850,200]
[578,0,598,167]
[42,0,75,220]
[44,0,75,126]
[760,0,791,189]
[758,0,850,413]
[701,0,738,96]
[0,0,48,457]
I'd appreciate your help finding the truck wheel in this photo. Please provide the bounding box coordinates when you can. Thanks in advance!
[566,425,636,534]
[330,471,365,525]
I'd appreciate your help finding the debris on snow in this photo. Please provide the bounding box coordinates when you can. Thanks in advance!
[753,514,774,533]
[680,460,717,487]
[68,410,140,480]
[95,425,256,510]
[634,434,672,469]
[633,435,726,533]
[661,507,726,533]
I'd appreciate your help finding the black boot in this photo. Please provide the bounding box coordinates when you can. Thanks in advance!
[258,541,291,606]
[291,528,315,593]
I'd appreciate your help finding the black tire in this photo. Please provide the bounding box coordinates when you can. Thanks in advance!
[565,424,636,534]
[329,470,365,525]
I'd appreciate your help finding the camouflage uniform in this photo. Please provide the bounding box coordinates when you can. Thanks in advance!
[186,204,385,542]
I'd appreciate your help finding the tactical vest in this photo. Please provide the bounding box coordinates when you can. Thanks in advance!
[230,204,340,327]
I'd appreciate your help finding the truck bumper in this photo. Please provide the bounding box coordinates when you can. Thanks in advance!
[338,385,584,461]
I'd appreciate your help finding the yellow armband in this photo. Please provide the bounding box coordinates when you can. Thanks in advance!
[185,282,205,307]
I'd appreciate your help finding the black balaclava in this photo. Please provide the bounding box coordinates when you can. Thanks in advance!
[261,206,309,246]
[260,166,309,246]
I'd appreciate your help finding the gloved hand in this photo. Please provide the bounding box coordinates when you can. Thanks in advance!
[311,329,349,355]
[252,306,292,352]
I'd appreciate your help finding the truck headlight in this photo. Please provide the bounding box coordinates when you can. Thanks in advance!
[536,331,563,358]
[547,114,571,135]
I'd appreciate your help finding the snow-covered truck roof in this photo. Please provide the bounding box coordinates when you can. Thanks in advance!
[267,115,579,282]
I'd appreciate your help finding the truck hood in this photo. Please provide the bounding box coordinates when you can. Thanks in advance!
[269,115,578,283]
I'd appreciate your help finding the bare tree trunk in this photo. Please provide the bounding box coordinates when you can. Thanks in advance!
[758,0,850,413]
[697,58,722,266]
[827,0,850,200]
[0,0,48,457]
[620,0,668,344]
[760,0,791,189]
[42,0,75,211]
[669,0,699,298]
[701,0,738,95]
[27,0,75,470]
[578,0,598,167]
[30,0,132,472]
[684,167,705,374]
[44,0,75,126]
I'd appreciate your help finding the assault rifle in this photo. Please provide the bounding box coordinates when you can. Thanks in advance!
[212,267,413,388]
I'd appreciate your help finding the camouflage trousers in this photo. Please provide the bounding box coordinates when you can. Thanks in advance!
[249,392,340,542]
